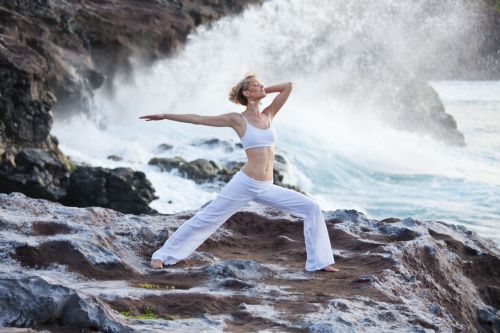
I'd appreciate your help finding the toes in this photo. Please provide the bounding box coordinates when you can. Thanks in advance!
[321,266,339,272]
[151,260,163,269]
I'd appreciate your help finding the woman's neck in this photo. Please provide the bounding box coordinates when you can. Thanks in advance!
[245,100,261,117]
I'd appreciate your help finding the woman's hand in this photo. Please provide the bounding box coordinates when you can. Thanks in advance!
[263,82,292,119]
[139,114,165,121]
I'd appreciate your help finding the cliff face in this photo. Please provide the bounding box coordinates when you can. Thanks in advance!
[0,0,263,207]
[0,192,498,332]
[475,0,500,79]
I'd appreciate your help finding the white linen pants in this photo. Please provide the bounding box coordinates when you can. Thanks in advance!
[151,170,335,271]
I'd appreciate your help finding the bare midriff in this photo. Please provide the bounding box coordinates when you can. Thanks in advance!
[240,146,275,181]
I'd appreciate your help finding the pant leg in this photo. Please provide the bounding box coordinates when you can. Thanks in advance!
[151,171,271,265]
[252,184,335,271]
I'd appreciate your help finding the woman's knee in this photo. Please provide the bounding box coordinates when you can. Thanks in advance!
[304,198,321,214]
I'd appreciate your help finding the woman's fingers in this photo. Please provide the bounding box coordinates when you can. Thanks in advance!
[139,115,161,121]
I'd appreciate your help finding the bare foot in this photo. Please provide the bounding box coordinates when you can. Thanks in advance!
[321,265,339,272]
[150,259,164,269]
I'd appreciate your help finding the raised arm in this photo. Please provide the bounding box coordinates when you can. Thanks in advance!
[263,82,293,119]
[139,112,238,128]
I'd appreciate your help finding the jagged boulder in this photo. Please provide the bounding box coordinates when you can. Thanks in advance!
[0,273,131,333]
[155,143,174,153]
[149,156,187,172]
[178,158,221,183]
[215,160,245,183]
[0,148,70,201]
[191,138,237,152]
[62,165,158,214]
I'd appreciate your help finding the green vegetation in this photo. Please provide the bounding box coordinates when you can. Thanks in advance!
[138,283,176,290]
[119,306,178,321]
[496,0,500,12]
[139,283,160,289]
[63,157,76,173]
[120,306,162,320]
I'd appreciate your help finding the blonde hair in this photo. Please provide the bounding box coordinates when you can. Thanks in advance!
[228,72,257,106]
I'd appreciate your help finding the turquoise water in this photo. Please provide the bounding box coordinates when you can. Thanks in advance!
[277,83,500,245]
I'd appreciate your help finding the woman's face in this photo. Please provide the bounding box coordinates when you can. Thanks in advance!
[244,77,266,101]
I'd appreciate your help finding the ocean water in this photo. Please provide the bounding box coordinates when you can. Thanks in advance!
[51,0,500,246]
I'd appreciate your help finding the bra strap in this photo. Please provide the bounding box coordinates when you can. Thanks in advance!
[240,113,273,129]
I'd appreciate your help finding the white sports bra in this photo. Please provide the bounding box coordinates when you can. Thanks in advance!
[238,113,277,150]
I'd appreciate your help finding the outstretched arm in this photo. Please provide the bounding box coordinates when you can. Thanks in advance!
[263,82,292,119]
[139,112,238,127]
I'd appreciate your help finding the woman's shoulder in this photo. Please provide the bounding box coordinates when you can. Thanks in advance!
[225,112,246,128]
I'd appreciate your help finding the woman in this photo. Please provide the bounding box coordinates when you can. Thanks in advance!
[139,73,337,272]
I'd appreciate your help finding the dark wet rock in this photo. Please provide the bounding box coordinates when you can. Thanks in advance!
[380,217,401,223]
[14,239,135,280]
[178,158,221,183]
[273,153,287,171]
[0,148,70,201]
[150,157,222,184]
[428,303,442,315]
[324,209,370,224]
[106,155,123,161]
[220,278,255,290]
[138,226,170,253]
[148,156,187,172]
[62,165,158,214]
[156,143,174,152]
[192,138,235,152]
[477,306,500,331]
[270,153,303,192]
[377,221,420,242]
[207,260,274,280]
[0,272,130,332]
[1,192,499,332]
[215,161,245,183]
[0,34,54,143]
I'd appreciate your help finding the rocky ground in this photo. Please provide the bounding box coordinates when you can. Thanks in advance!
[0,192,499,332]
